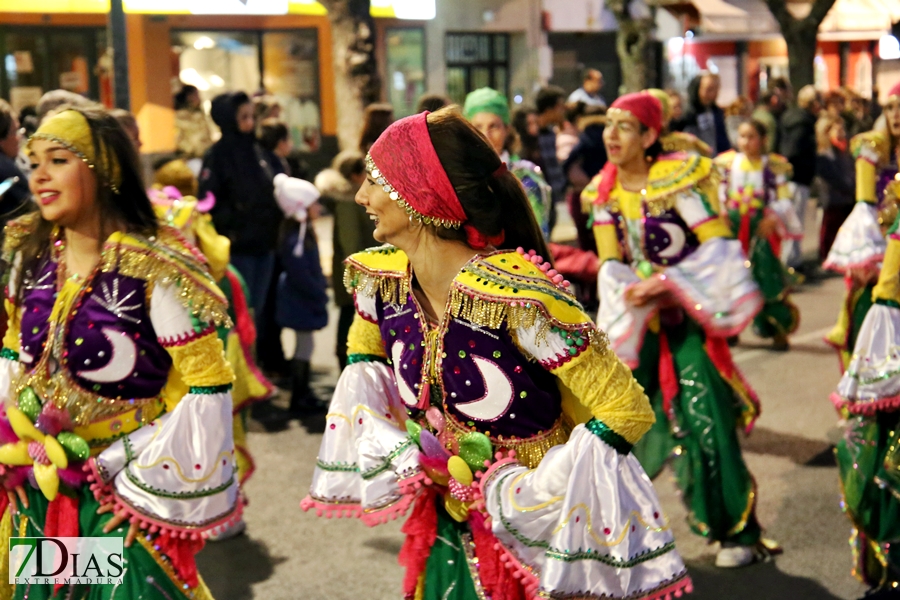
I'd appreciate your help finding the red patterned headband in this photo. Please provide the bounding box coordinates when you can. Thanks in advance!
[367,112,466,230]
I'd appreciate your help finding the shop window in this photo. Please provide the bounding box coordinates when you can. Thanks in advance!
[172,29,322,151]
[385,27,425,119]
[445,33,509,105]
[0,27,105,113]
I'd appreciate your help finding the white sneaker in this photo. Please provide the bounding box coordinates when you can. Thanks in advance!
[715,544,755,568]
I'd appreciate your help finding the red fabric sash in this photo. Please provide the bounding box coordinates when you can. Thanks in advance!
[658,331,680,423]
[45,494,79,595]
[399,489,438,599]
[156,534,204,589]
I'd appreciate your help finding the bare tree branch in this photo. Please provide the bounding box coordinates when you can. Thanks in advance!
[807,0,838,25]
[762,0,792,30]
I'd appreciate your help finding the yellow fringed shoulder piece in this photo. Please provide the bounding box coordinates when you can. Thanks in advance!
[850,130,890,166]
[193,214,231,282]
[343,245,410,305]
[1,212,40,259]
[452,251,594,339]
[552,343,654,445]
[873,237,900,304]
[581,172,604,211]
[101,226,231,328]
[662,132,713,158]
[347,313,387,358]
[3,299,19,354]
[713,149,736,171]
[646,153,715,203]
[163,330,235,389]
[767,153,793,178]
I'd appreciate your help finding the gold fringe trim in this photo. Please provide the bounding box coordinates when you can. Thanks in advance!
[100,227,231,328]
[1,212,40,259]
[445,415,571,469]
[343,263,409,306]
[851,130,890,166]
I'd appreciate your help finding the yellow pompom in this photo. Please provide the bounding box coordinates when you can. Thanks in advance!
[33,463,59,501]
[447,456,473,486]
[443,495,470,523]
[43,437,68,470]
[0,441,31,466]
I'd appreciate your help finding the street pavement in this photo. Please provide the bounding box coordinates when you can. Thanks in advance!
[196,210,873,600]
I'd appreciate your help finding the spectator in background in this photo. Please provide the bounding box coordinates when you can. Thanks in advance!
[253,94,282,123]
[824,90,857,138]
[315,151,374,369]
[35,89,94,124]
[16,106,38,177]
[416,94,450,113]
[665,89,684,123]
[563,105,607,252]
[259,118,293,176]
[535,85,568,232]
[752,91,782,153]
[200,92,282,345]
[557,102,586,163]
[815,114,855,261]
[848,94,875,138]
[511,106,542,165]
[725,96,753,148]
[358,103,394,153]
[567,68,607,108]
[273,174,328,416]
[0,100,31,216]
[174,84,213,178]
[110,108,142,153]
[674,71,731,154]
[779,84,821,268]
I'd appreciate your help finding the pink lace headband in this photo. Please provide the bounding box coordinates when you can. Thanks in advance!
[367,112,466,230]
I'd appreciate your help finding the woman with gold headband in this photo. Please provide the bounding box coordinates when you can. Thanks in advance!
[301,107,691,600]
[582,92,772,568]
[824,82,900,369]
[829,84,900,595]
[0,107,240,598]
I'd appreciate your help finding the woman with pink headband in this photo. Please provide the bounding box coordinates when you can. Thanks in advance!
[302,107,691,600]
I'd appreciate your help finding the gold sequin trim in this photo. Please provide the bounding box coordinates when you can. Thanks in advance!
[343,262,410,306]
[164,333,235,389]
[444,415,570,469]
[365,154,463,229]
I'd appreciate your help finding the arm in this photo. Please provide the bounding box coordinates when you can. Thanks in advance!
[90,281,240,538]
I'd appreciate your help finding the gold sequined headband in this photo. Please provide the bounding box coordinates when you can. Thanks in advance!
[27,109,122,194]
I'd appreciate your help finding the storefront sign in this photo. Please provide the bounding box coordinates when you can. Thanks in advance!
[0,0,433,17]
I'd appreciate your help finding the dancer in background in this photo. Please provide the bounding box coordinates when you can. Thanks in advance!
[647,88,713,157]
[584,91,772,568]
[0,107,239,598]
[714,120,800,350]
[302,108,690,600]
[150,156,273,524]
[823,82,900,370]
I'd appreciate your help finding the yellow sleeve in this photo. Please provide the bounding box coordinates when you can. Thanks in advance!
[553,342,654,445]
[347,313,387,359]
[2,299,20,353]
[857,157,877,204]
[165,331,235,389]
[193,214,231,282]
[873,237,900,304]
[592,223,622,263]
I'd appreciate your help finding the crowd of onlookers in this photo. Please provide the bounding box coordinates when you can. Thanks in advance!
[0,71,886,427]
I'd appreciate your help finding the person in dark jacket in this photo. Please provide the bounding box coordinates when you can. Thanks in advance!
[0,100,31,216]
[200,91,284,339]
[815,114,855,262]
[315,151,374,370]
[673,72,731,155]
[273,173,328,415]
[562,107,606,253]
[779,84,821,267]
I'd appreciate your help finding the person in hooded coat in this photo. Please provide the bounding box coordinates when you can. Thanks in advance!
[200,92,283,343]
[673,72,731,155]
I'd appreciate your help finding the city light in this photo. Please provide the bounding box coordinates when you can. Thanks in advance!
[376,0,435,20]
[193,36,216,50]
[879,35,900,61]
[179,68,210,91]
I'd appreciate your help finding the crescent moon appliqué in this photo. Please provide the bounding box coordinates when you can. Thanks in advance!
[391,340,420,407]
[454,356,514,421]
[657,222,687,259]
[77,328,138,383]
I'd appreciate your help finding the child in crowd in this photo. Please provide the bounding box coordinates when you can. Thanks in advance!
[273,173,329,415]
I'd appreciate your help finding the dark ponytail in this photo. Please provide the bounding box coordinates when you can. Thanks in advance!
[426,107,551,259]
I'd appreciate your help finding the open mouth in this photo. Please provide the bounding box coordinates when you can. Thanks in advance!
[38,190,60,206]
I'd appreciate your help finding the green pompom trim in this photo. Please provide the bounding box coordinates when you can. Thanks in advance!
[188,384,233,395]
[347,353,388,365]
[585,418,632,455]
[0,347,19,361]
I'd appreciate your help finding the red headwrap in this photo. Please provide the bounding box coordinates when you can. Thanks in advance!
[592,92,665,205]
[367,112,466,229]
[888,81,900,103]
[608,91,663,133]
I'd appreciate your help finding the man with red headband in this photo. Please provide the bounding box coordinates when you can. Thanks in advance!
[828,82,900,597]
[582,91,775,568]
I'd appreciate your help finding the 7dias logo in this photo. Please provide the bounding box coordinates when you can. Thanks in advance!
[9,538,124,585]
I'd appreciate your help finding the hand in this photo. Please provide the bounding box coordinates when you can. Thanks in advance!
[626,275,669,307]
[849,265,878,288]
[6,486,28,513]
[97,503,140,547]
[756,214,780,238]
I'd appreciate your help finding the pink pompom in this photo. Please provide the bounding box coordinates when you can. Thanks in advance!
[516,247,525,254]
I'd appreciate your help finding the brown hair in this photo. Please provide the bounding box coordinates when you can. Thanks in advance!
[816,114,842,154]
[359,103,395,154]
[0,100,15,140]
[426,107,549,258]
[258,118,290,152]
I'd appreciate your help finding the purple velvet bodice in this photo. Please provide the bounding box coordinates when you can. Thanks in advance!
[19,256,172,401]
[377,293,561,441]
[611,205,700,268]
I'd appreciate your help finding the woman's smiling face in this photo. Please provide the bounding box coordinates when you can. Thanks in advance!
[28,139,99,228]
[355,170,414,246]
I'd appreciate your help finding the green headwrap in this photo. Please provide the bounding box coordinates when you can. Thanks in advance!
[463,87,510,125]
